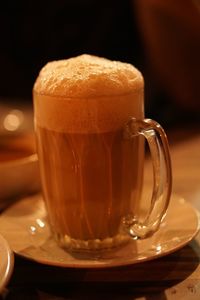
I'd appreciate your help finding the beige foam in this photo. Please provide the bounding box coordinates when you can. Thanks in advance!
[33,54,144,133]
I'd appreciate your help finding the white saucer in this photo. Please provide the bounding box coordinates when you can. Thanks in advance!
[0,233,14,293]
[0,194,199,269]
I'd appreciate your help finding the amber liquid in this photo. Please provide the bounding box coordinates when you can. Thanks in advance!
[36,125,144,244]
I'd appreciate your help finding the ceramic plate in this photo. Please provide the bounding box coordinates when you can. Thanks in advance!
[0,104,40,203]
[0,194,199,269]
[0,234,14,293]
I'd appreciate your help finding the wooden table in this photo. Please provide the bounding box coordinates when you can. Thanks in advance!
[2,125,200,300]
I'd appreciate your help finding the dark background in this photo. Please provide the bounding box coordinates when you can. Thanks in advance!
[0,1,142,99]
[0,0,199,127]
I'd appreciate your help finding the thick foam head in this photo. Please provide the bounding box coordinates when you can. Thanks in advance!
[33,54,144,133]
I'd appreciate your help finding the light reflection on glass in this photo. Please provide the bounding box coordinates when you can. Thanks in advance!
[29,225,36,235]
[29,219,46,236]
[156,244,162,253]
[36,218,45,228]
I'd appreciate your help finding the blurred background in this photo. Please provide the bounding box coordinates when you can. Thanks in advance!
[0,0,199,127]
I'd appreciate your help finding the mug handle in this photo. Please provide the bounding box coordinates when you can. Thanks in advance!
[123,118,172,239]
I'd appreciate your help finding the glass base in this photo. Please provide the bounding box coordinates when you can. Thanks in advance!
[56,232,130,253]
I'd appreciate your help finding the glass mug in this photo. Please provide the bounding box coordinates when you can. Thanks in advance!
[33,55,172,253]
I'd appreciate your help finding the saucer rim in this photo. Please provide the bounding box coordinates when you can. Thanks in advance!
[0,233,14,293]
[0,194,199,269]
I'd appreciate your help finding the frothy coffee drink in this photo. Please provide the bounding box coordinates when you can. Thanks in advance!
[34,54,144,251]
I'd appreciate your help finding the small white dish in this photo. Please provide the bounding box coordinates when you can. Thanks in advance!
[0,233,14,293]
[0,193,199,269]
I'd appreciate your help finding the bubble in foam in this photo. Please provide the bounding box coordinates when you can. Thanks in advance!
[33,54,144,133]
